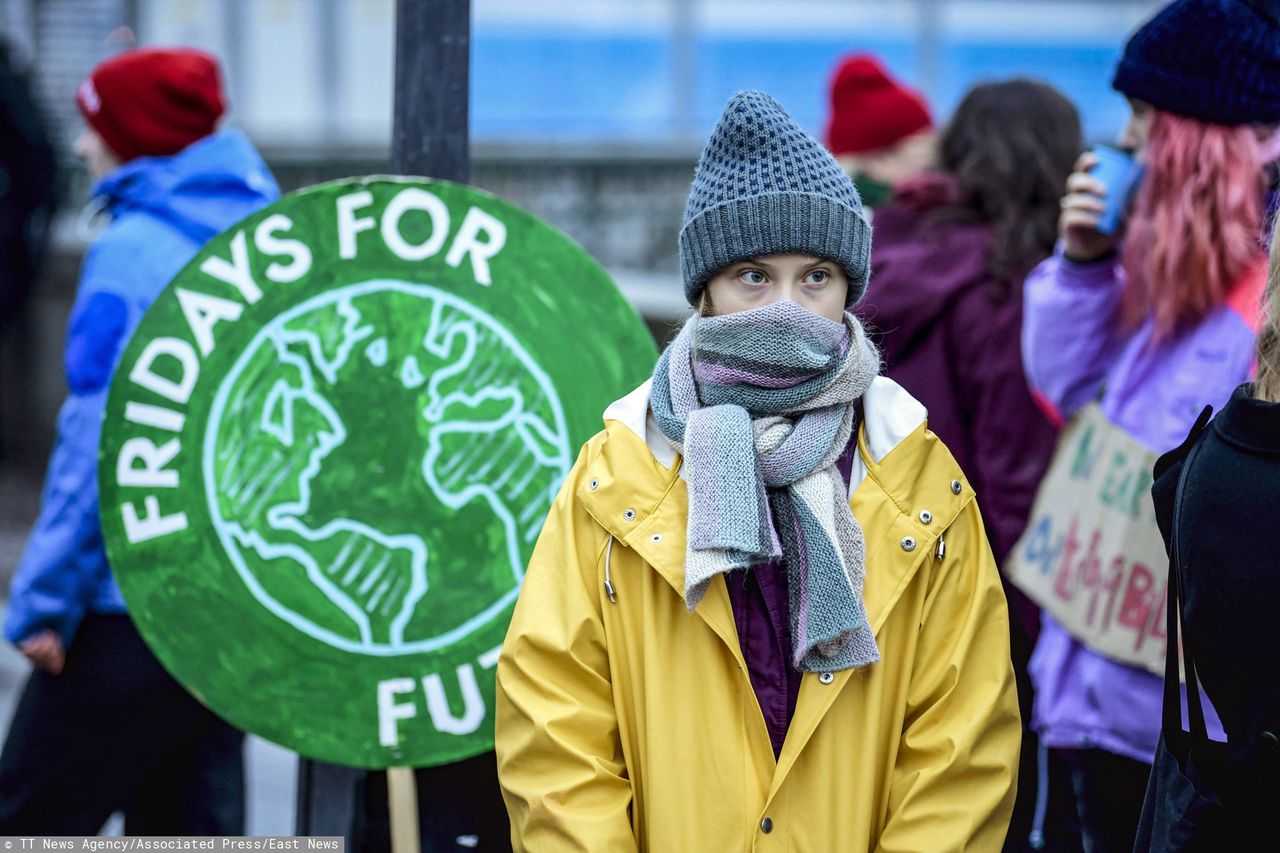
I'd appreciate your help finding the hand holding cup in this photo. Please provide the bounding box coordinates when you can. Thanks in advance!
[1059,145,1145,264]
[1059,151,1117,263]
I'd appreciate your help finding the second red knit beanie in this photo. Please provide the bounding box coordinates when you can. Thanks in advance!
[825,54,932,156]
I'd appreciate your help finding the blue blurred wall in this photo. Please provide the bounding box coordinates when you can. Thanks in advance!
[474,19,1137,145]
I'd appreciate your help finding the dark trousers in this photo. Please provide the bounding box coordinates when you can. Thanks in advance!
[354,756,511,852]
[0,613,246,834]
[1005,737,1081,852]
[1004,605,1080,853]
[1058,747,1152,853]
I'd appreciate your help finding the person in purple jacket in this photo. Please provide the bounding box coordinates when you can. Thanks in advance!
[857,78,1081,852]
[1021,1,1280,851]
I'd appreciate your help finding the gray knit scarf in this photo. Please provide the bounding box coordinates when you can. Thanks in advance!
[650,300,881,672]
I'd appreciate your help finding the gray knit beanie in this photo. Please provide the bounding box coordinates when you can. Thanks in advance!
[679,90,872,307]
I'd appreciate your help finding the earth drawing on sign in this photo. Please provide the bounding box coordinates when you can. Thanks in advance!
[203,279,571,656]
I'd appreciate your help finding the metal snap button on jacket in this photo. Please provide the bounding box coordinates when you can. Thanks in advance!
[919,510,933,524]
[818,672,834,685]
[901,536,916,552]
[761,817,774,834]
[623,508,636,521]
[950,479,962,495]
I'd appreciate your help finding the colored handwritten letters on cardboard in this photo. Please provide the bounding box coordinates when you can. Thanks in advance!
[1007,404,1171,676]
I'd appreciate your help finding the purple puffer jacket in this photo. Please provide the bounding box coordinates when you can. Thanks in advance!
[858,173,1058,641]
[1021,249,1268,763]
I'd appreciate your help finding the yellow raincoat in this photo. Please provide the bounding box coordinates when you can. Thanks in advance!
[496,377,1021,852]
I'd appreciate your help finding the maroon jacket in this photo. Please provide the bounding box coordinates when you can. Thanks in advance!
[856,173,1058,639]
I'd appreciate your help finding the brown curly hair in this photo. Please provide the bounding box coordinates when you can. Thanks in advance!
[937,79,1083,285]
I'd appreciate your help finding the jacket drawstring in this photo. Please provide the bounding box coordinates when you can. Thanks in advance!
[1027,739,1050,849]
[74,195,111,242]
[604,536,617,604]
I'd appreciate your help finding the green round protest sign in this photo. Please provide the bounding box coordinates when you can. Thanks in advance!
[99,177,657,768]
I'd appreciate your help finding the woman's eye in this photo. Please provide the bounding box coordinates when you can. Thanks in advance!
[739,270,767,286]
[807,270,830,285]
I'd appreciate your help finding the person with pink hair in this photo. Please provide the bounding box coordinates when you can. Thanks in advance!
[1021,1,1280,850]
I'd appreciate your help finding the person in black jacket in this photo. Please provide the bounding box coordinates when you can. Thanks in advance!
[0,39,56,464]
[0,39,56,333]
[1140,212,1280,849]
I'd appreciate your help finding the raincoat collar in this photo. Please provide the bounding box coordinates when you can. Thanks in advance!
[584,376,971,632]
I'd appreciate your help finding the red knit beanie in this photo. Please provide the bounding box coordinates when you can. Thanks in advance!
[824,54,932,156]
[76,48,226,163]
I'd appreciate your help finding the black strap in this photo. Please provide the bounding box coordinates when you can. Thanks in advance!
[1164,437,1209,742]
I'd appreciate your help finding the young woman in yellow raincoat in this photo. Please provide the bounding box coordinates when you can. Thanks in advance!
[496,90,1021,852]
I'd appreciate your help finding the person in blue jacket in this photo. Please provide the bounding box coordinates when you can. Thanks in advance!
[0,47,279,833]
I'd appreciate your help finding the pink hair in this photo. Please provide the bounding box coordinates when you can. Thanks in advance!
[1121,110,1266,339]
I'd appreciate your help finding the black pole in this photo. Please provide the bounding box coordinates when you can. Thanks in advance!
[391,0,471,181]
[298,3,502,850]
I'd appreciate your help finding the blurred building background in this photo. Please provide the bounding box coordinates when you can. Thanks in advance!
[0,0,1162,831]
[1,0,1163,466]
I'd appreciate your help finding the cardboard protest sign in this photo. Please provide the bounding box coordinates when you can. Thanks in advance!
[98,177,658,768]
[1006,403,1171,676]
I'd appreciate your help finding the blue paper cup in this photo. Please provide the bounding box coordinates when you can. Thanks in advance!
[1089,144,1144,236]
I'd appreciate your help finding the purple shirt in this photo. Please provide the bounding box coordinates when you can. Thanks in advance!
[1021,249,1265,762]
[726,430,860,758]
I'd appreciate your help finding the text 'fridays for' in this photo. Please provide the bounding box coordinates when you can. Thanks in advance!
[112,186,509,546]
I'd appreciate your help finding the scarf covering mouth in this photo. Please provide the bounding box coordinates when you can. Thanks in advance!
[650,300,882,672]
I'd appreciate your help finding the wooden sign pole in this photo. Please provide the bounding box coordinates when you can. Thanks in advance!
[386,767,423,853]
